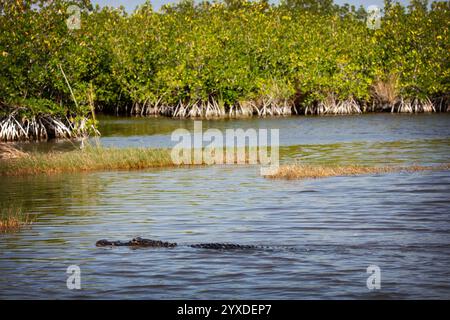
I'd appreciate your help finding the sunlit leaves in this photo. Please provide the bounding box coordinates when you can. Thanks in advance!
[0,0,448,115]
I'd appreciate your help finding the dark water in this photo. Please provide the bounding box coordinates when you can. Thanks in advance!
[1,113,450,299]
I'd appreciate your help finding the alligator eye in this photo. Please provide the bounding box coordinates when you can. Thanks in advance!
[96,240,109,246]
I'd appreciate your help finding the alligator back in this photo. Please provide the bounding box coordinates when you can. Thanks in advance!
[189,243,259,250]
[96,238,272,250]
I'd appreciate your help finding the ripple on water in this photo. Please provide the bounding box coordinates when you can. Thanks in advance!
[1,114,450,299]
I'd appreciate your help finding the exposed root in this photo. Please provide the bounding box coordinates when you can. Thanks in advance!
[257,97,294,116]
[168,97,295,118]
[431,96,450,112]
[370,75,442,113]
[173,99,227,118]
[231,100,255,117]
[302,94,443,116]
[397,97,435,113]
[304,95,361,115]
[0,111,97,142]
[131,97,175,116]
[123,92,447,118]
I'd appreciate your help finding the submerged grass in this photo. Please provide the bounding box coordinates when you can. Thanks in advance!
[0,208,32,233]
[267,164,450,180]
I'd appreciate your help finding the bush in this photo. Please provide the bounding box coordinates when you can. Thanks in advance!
[0,0,448,121]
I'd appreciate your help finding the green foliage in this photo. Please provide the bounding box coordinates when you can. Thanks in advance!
[0,0,448,117]
[0,0,93,116]
[373,1,450,99]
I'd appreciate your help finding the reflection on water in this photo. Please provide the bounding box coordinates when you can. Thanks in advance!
[281,139,450,166]
[12,113,450,151]
[1,114,450,299]
[97,113,450,149]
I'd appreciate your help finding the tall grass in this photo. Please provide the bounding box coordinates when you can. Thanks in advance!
[0,208,32,233]
[0,145,175,176]
[2,144,449,178]
[371,74,400,110]
[0,144,274,176]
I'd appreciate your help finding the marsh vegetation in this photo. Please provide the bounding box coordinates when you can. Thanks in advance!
[0,145,174,175]
[266,163,450,180]
[0,207,32,233]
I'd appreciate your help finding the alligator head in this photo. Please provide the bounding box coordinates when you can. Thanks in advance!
[96,237,177,248]
[95,239,126,246]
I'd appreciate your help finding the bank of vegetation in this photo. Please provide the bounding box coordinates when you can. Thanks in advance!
[1,0,449,141]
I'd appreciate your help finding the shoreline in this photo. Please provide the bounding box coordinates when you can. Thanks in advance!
[1,107,449,142]
[127,96,449,118]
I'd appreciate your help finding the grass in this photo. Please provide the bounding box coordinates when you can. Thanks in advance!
[0,208,32,233]
[0,145,176,176]
[371,74,399,106]
[1,143,449,179]
[0,142,28,160]
[0,144,268,176]
[266,164,450,180]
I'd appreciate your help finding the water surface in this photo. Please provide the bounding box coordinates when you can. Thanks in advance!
[1,113,449,299]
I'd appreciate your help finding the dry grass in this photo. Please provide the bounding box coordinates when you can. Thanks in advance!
[0,142,28,160]
[372,74,400,106]
[266,163,450,180]
[0,208,32,233]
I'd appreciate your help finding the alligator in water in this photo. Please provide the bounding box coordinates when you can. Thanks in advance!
[96,237,272,250]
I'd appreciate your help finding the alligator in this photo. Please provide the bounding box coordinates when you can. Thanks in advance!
[96,237,270,250]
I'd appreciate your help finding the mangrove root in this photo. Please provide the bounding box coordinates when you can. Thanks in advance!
[0,111,97,142]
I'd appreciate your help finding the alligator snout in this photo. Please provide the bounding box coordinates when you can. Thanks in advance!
[96,239,113,246]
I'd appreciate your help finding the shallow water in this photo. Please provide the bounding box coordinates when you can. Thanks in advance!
[1,113,450,299]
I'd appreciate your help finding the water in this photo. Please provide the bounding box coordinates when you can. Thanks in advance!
[1,113,450,299]
[14,113,450,151]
